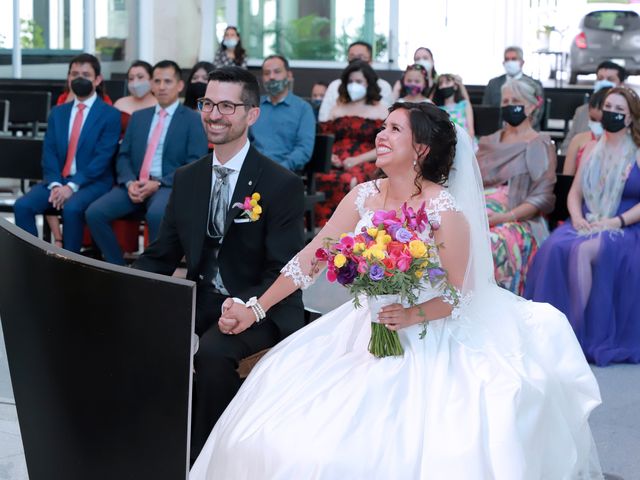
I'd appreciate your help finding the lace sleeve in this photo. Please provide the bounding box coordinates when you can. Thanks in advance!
[280,182,375,290]
[427,189,461,224]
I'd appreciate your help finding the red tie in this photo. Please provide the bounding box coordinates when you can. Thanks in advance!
[62,103,86,178]
[139,109,168,181]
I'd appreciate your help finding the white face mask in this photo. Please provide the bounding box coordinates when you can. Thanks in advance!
[347,82,367,102]
[415,59,432,72]
[504,60,522,77]
[588,120,604,137]
[223,38,238,49]
[593,79,616,92]
[128,80,151,98]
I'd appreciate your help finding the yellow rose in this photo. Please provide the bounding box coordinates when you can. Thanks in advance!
[415,270,424,279]
[376,234,392,245]
[367,227,379,238]
[253,205,262,215]
[409,240,427,258]
[251,192,261,201]
[353,242,366,254]
[250,212,259,221]
[250,199,258,207]
[334,253,347,268]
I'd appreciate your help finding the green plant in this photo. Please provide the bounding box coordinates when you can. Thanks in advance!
[20,19,45,49]
[268,14,336,60]
[335,23,388,61]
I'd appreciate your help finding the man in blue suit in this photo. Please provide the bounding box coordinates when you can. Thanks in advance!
[14,53,121,253]
[86,60,208,265]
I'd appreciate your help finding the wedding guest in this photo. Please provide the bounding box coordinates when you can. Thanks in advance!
[213,26,247,69]
[14,53,121,253]
[561,60,625,153]
[86,60,208,265]
[482,46,544,130]
[316,60,388,225]
[397,64,432,104]
[525,87,640,366]
[183,61,215,110]
[317,41,393,121]
[432,73,474,137]
[476,77,556,294]
[190,103,602,479]
[310,81,328,119]
[132,66,305,462]
[113,60,157,137]
[562,87,609,175]
[392,47,437,100]
[56,54,113,106]
[250,55,315,171]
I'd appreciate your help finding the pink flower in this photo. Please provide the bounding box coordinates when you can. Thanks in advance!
[326,267,337,282]
[339,235,355,250]
[372,209,400,228]
[315,248,328,260]
[396,253,413,272]
[357,260,368,273]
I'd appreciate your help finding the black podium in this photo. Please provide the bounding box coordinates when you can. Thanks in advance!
[0,218,195,480]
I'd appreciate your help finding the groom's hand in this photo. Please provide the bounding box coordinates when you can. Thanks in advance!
[219,302,256,335]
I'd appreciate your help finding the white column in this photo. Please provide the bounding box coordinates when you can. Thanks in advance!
[226,0,238,27]
[388,0,399,68]
[12,0,21,78]
[200,0,216,61]
[138,0,154,62]
[83,0,95,53]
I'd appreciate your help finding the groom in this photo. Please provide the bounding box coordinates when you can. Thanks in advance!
[133,66,306,460]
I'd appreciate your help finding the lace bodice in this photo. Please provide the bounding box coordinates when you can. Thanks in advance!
[281,180,461,290]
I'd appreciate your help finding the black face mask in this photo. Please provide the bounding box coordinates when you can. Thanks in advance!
[501,104,527,126]
[187,82,208,100]
[601,110,627,133]
[70,77,94,98]
[438,86,455,99]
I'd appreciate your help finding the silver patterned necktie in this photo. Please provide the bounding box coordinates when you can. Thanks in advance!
[207,165,233,238]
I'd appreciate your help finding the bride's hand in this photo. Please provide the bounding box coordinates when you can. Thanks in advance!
[378,304,418,331]
[219,302,255,335]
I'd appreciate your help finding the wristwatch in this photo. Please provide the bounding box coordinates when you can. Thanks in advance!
[246,297,266,323]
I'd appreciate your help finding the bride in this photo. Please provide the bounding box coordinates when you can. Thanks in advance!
[190,103,603,479]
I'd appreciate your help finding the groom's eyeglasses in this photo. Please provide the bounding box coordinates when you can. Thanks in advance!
[197,98,253,115]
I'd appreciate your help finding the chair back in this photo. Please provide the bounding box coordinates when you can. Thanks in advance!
[0,90,51,126]
[305,134,334,193]
[549,174,574,230]
[472,105,501,137]
[0,137,43,181]
[0,218,195,480]
[0,99,8,133]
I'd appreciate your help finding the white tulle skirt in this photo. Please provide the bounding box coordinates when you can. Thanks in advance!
[190,291,603,480]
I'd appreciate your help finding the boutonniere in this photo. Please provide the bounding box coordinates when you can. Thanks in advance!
[233,192,262,221]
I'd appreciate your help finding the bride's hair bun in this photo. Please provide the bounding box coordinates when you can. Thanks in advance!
[389,102,457,186]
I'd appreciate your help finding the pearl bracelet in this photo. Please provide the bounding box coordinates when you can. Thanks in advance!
[246,296,266,323]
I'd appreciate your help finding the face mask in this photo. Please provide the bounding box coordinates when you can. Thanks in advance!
[503,60,522,77]
[128,80,151,98]
[347,82,367,102]
[438,86,455,99]
[311,99,322,107]
[70,77,94,98]
[501,104,527,126]
[223,38,238,49]
[264,78,288,97]
[403,84,423,97]
[186,81,208,101]
[588,120,604,137]
[415,59,432,72]
[593,79,616,92]
[601,110,627,133]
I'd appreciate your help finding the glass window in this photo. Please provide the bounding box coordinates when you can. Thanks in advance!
[95,0,130,61]
[237,0,388,61]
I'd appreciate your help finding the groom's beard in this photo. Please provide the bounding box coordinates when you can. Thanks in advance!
[204,117,248,146]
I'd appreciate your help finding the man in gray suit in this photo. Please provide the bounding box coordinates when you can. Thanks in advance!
[482,46,545,130]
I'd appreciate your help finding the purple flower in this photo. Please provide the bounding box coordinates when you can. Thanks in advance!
[395,227,412,243]
[428,267,445,283]
[369,265,385,281]
[337,261,358,286]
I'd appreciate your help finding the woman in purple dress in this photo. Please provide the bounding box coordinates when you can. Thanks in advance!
[525,87,640,366]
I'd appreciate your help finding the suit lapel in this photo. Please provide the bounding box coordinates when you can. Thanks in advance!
[190,155,214,265]
[58,104,73,166]
[76,99,102,151]
[162,105,182,161]
[223,147,263,236]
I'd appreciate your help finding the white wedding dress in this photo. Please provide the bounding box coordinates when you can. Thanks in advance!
[190,127,603,480]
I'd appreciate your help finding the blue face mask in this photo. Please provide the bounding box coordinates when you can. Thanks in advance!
[311,99,322,107]
[594,79,616,92]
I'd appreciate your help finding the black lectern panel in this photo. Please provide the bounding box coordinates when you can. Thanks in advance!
[0,218,195,480]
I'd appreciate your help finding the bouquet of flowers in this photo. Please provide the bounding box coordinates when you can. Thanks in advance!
[315,203,456,358]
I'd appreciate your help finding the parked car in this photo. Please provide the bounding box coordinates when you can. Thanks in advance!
[569,9,640,84]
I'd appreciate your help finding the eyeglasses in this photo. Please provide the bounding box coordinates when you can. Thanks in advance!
[197,98,252,115]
